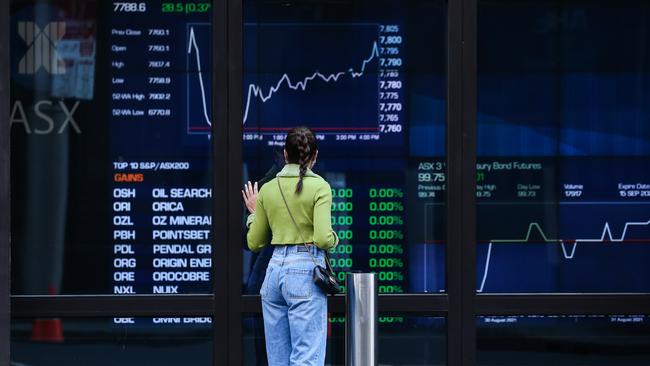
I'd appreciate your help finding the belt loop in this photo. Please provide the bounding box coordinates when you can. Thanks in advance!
[280,246,286,266]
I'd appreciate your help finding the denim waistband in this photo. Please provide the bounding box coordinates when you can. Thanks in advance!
[272,244,325,259]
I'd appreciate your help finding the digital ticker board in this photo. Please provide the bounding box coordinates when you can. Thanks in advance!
[11,0,446,302]
[241,0,447,296]
[109,0,214,296]
[475,1,650,293]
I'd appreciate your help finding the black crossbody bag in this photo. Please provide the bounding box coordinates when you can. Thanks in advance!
[277,179,342,295]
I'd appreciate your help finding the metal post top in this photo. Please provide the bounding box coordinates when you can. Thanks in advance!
[345,272,378,366]
[346,272,377,279]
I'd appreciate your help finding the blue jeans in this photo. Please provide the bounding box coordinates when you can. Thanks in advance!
[261,245,328,366]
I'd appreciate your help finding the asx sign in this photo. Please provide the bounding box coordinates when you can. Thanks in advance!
[11,100,82,135]
[17,21,66,75]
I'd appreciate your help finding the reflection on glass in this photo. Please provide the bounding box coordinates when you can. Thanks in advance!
[10,0,214,294]
[11,317,212,365]
[244,315,445,365]
[242,0,447,295]
[478,315,650,365]
[477,0,650,293]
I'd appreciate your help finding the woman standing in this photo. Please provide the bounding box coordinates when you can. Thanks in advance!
[243,126,339,365]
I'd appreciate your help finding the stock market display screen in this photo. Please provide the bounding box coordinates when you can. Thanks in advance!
[476,1,650,293]
[242,0,447,294]
[108,1,213,295]
[15,0,647,299]
[10,0,213,296]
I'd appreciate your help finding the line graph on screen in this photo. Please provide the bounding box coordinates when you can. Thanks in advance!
[477,220,650,293]
[187,23,405,139]
[243,40,380,126]
[187,23,212,134]
[242,23,403,136]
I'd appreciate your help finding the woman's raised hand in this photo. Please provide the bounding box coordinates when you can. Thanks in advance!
[242,181,259,214]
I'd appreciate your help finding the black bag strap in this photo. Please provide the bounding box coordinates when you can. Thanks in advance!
[276,178,334,271]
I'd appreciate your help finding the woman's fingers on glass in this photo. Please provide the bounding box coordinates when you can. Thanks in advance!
[241,182,257,214]
[244,182,252,197]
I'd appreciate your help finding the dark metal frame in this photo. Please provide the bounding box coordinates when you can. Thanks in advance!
[1,0,9,364]
[458,0,478,365]
[5,0,650,365]
[226,0,244,363]
[212,0,230,363]
[446,0,465,364]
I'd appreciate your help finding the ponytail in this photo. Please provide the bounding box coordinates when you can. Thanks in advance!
[285,127,317,194]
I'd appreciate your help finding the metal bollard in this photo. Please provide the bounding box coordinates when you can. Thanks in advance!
[346,272,378,366]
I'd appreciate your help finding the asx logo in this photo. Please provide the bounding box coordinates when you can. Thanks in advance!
[17,21,66,75]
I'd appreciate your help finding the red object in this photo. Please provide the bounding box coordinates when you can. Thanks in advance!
[327,313,332,337]
[31,318,64,342]
[31,285,64,342]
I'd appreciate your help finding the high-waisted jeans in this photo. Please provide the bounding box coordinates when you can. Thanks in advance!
[261,245,327,366]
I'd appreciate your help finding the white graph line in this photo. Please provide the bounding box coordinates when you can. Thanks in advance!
[477,220,650,293]
[242,41,380,124]
[188,26,211,127]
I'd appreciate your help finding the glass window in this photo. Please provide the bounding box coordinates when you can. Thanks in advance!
[477,0,650,293]
[10,0,214,294]
[478,315,650,365]
[242,0,447,295]
[243,315,446,365]
[11,317,213,365]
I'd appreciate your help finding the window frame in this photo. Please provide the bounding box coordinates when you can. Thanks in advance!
[4,1,650,366]
[1,0,10,363]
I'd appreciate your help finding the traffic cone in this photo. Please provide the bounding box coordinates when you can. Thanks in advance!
[31,318,64,342]
[31,285,64,342]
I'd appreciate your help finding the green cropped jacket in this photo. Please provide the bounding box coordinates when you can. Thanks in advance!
[246,164,339,253]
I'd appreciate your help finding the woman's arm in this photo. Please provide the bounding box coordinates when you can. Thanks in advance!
[247,192,270,252]
[313,183,339,250]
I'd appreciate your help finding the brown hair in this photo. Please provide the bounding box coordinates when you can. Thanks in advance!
[285,127,317,193]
